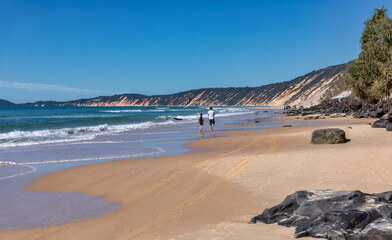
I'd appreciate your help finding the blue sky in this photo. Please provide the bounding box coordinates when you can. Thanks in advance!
[1,0,392,103]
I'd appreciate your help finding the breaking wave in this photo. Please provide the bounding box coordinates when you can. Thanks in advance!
[0,107,253,148]
[0,121,177,148]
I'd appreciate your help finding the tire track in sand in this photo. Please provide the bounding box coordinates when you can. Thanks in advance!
[119,138,278,240]
[120,139,259,204]
[18,225,68,240]
[23,140,257,240]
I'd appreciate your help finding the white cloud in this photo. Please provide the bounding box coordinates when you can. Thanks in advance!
[0,80,102,93]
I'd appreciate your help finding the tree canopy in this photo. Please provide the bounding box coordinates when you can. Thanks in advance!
[345,8,392,101]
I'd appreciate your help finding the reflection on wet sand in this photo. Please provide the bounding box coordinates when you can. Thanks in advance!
[199,132,215,140]
[200,132,204,140]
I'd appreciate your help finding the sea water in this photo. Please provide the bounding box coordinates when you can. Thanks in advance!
[0,106,277,231]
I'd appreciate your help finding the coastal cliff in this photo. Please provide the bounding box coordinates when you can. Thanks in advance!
[8,63,348,107]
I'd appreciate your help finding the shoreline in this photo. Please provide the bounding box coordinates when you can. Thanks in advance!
[0,116,384,240]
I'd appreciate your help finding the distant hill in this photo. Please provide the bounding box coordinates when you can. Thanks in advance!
[0,99,15,106]
[3,62,349,107]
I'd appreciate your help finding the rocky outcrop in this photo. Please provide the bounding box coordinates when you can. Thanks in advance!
[6,63,348,107]
[306,97,363,116]
[286,97,392,129]
[250,190,392,240]
[311,128,346,144]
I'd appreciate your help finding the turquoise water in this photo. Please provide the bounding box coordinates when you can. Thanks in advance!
[0,106,273,231]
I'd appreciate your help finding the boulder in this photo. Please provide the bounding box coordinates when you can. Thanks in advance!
[250,190,392,240]
[372,112,391,128]
[375,108,385,118]
[386,123,392,131]
[311,128,346,144]
[372,119,388,128]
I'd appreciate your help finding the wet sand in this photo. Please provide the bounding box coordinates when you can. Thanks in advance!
[1,117,390,240]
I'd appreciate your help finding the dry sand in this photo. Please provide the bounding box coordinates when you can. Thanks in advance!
[1,117,391,240]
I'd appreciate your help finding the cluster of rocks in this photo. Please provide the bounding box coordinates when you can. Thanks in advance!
[285,97,392,117]
[285,97,392,131]
[250,190,392,240]
[307,98,363,115]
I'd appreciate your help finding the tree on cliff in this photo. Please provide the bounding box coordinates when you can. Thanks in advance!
[345,8,392,101]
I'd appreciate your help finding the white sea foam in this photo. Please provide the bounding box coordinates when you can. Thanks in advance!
[171,109,253,120]
[0,164,37,180]
[213,107,244,112]
[101,109,192,113]
[56,140,127,146]
[19,147,165,165]
[101,109,143,113]
[0,107,254,148]
[0,147,165,179]
[0,138,186,174]
[0,120,177,148]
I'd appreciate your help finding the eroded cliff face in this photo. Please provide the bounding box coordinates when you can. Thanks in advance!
[22,63,348,107]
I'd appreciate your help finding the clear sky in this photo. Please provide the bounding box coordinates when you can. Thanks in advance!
[1,0,392,103]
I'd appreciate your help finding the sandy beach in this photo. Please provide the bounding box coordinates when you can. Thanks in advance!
[1,116,390,240]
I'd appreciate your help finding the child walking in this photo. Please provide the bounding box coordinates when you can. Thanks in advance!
[198,113,204,132]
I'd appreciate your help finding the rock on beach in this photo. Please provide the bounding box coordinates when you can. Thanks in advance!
[250,190,392,240]
[311,128,346,144]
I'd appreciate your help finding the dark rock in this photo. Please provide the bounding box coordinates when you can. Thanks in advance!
[386,123,392,131]
[353,112,364,118]
[376,108,385,118]
[311,128,346,144]
[304,116,314,120]
[282,125,292,127]
[372,119,388,128]
[250,190,392,240]
[349,219,392,240]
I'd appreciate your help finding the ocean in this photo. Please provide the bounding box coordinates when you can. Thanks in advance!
[0,106,275,231]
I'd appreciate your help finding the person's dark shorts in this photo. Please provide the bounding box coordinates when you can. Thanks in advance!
[209,119,215,126]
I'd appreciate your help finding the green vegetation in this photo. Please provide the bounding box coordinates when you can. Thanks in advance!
[345,8,392,101]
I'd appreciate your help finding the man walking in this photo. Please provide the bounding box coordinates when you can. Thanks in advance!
[207,107,215,132]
